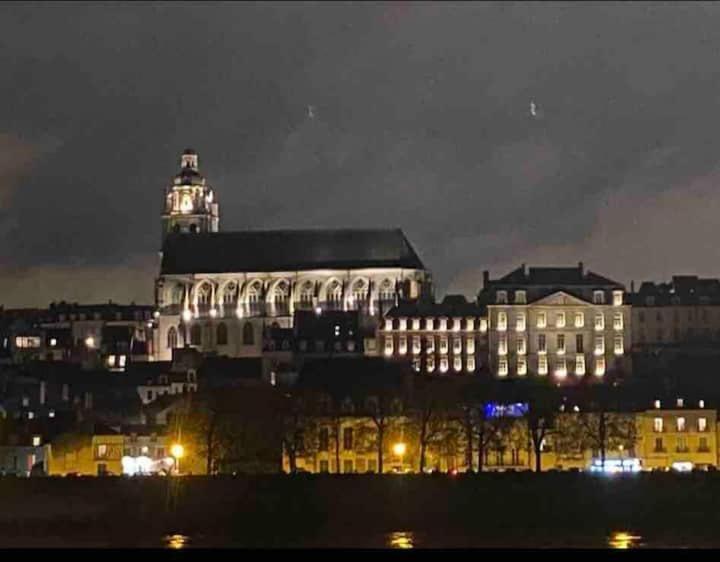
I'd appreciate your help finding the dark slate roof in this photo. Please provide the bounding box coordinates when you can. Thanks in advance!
[386,295,485,318]
[160,229,425,274]
[492,265,622,288]
[630,276,720,306]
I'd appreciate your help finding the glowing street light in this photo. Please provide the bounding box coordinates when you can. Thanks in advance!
[181,309,192,323]
[171,443,185,475]
[393,442,407,457]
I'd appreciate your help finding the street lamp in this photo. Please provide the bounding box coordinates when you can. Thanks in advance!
[393,442,407,472]
[171,443,185,475]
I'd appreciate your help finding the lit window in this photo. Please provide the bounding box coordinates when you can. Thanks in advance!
[50,338,57,347]
[412,336,421,355]
[575,355,585,376]
[515,290,526,304]
[453,356,462,372]
[595,356,605,376]
[384,336,394,356]
[48,410,55,418]
[27,411,34,420]
[654,400,661,409]
[654,418,663,433]
[538,334,547,354]
[677,417,686,432]
[32,436,41,447]
[426,336,435,354]
[398,336,407,356]
[452,318,461,332]
[516,312,526,332]
[97,444,107,457]
[439,318,448,331]
[439,337,448,354]
[538,355,548,375]
[425,318,434,331]
[399,318,407,331]
[613,291,623,306]
[465,318,475,331]
[699,400,705,409]
[15,336,41,349]
[385,319,393,331]
[595,314,605,331]
[556,312,566,328]
[613,312,624,330]
[466,337,475,355]
[517,356,527,376]
[698,418,707,432]
[517,335,526,355]
[119,355,127,368]
[574,312,584,328]
[555,358,567,378]
[497,311,507,332]
[498,358,508,376]
[107,355,116,367]
[537,312,547,329]
[439,356,449,373]
[479,318,488,333]
[452,337,462,354]
[677,398,684,408]
[557,334,566,356]
[593,291,605,305]
[496,291,508,304]
[411,318,421,331]
[594,335,605,356]
[22,396,29,407]
[466,356,476,372]
[427,356,435,373]
[614,336,624,356]
[498,335,508,356]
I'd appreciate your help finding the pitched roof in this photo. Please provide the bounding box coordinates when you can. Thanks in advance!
[492,265,622,287]
[160,229,425,275]
[386,295,485,318]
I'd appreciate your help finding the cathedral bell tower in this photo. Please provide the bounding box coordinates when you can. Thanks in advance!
[161,148,220,244]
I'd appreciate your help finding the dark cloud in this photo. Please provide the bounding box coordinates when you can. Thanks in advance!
[2,2,720,306]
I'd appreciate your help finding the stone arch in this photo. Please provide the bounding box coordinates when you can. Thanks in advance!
[219,279,239,307]
[167,326,178,349]
[350,276,370,304]
[242,322,255,345]
[216,322,228,345]
[192,279,214,307]
[298,279,316,307]
[322,277,343,305]
[190,324,202,346]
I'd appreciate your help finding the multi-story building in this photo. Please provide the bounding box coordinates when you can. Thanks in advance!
[631,276,720,350]
[479,264,631,381]
[0,302,154,370]
[381,295,488,375]
[636,398,716,471]
[155,150,431,362]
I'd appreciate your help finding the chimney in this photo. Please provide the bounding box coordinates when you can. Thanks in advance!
[482,270,489,288]
[631,280,635,293]
[521,263,527,276]
[39,381,46,405]
[62,383,69,402]
[578,262,584,276]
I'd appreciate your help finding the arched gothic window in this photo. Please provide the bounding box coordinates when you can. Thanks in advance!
[222,282,238,306]
[379,279,395,301]
[167,327,178,349]
[190,325,202,346]
[243,323,255,346]
[352,279,368,304]
[327,280,342,308]
[299,281,315,307]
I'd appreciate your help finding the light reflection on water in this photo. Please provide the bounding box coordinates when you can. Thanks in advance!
[608,531,643,549]
[387,531,415,549]
[164,534,190,549]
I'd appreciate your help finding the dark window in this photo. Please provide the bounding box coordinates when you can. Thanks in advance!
[639,311,645,323]
[320,460,329,473]
[343,460,353,473]
[557,334,565,350]
[319,428,329,451]
[655,437,664,452]
[538,334,546,353]
[172,224,181,233]
[576,334,584,353]
[343,427,354,450]
[242,323,254,345]
[190,325,201,346]
[189,224,198,233]
[216,323,228,345]
[146,390,153,401]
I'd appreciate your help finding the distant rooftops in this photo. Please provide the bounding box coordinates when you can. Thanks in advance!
[484,263,622,288]
[631,275,720,306]
[386,294,484,318]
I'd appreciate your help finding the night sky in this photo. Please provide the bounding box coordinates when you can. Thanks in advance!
[2,2,720,307]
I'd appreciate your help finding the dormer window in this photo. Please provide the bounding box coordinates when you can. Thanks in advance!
[593,291,605,305]
[496,291,508,304]
[612,291,623,306]
[515,290,526,304]
[646,296,656,306]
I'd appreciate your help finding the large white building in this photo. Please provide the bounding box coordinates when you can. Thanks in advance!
[154,150,431,361]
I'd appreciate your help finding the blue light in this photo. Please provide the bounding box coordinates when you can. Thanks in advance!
[484,402,529,418]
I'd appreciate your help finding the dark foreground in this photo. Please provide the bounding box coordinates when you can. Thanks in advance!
[1,472,719,548]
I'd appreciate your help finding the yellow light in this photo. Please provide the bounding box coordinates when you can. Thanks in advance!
[171,444,185,459]
[85,336,95,349]
[393,442,406,456]
[181,309,192,323]
[608,532,642,549]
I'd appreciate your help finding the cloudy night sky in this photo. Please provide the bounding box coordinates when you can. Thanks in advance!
[2,1,720,307]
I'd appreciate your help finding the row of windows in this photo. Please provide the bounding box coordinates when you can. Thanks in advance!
[496,334,624,356]
[166,323,255,349]
[415,355,476,373]
[638,308,719,323]
[653,436,710,453]
[384,317,486,332]
[636,328,720,343]
[495,290,623,306]
[653,417,708,433]
[497,355,605,377]
[318,458,378,474]
[53,311,152,322]
[384,336,477,356]
[495,311,624,331]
